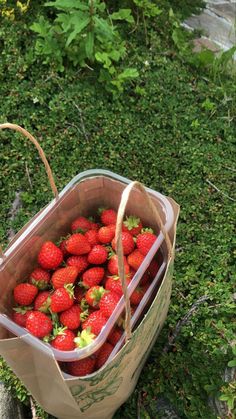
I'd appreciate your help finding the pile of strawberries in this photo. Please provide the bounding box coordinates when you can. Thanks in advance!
[12,208,159,376]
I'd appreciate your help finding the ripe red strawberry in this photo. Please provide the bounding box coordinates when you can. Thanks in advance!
[85,230,100,246]
[82,267,104,288]
[34,291,51,312]
[85,286,106,308]
[50,285,74,313]
[26,311,53,338]
[29,268,51,290]
[108,327,123,346]
[147,259,159,278]
[14,283,38,306]
[111,232,135,255]
[81,311,107,335]
[51,266,79,289]
[66,357,96,376]
[140,271,150,286]
[136,231,157,255]
[51,329,76,351]
[12,307,33,327]
[130,284,149,305]
[127,249,145,271]
[71,216,92,232]
[59,305,81,330]
[87,245,108,265]
[89,222,100,231]
[98,225,116,244]
[99,291,120,318]
[122,215,143,236]
[38,241,63,270]
[100,208,117,226]
[67,255,89,274]
[96,342,114,370]
[74,285,86,303]
[107,254,130,275]
[59,239,70,257]
[105,275,131,298]
[65,234,91,255]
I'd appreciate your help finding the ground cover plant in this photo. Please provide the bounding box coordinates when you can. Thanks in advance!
[0,0,235,418]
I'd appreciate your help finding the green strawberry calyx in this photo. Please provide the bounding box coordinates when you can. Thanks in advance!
[64,284,75,298]
[74,328,96,348]
[140,227,154,234]
[13,306,33,314]
[30,278,49,291]
[124,215,141,230]
[90,286,106,305]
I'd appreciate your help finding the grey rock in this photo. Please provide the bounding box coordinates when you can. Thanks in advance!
[0,383,27,419]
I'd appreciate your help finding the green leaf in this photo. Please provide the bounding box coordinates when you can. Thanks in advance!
[45,0,89,11]
[118,68,139,80]
[228,359,236,367]
[111,9,134,24]
[66,17,90,47]
[85,31,94,60]
[94,16,114,41]
[30,16,51,37]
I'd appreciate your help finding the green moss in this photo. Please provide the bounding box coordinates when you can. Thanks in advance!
[0,2,235,418]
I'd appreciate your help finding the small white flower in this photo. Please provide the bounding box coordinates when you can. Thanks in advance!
[144,60,150,66]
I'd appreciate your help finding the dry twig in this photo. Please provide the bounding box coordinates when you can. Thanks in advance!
[206,179,236,202]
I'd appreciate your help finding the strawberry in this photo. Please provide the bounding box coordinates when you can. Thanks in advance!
[81,311,107,335]
[71,216,92,232]
[82,267,104,288]
[65,234,91,255]
[66,357,96,376]
[136,231,157,255]
[105,275,131,298]
[51,329,76,351]
[38,241,63,270]
[87,245,108,265]
[147,259,159,278]
[127,249,145,271]
[13,283,38,306]
[59,305,81,330]
[111,232,135,255]
[12,307,33,327]
[85,230,100,246]
[74,285,86,303]
[140,271,150,286]
[59,239,70,257]
[98,225,116,244]
[95,342,114,370]
[26,311,53,338]
[90,222,100,231]
[123,215,143,236]
[100,208,117,226]
[85,286,106,308]
[51,266,79,289]
[34,291,51,312]
[108,327,123,346]
[50,285,74,313]
[99,291,120,318]
[107,254,130,276]
[29,268,51,290]
[130,284,149,306]
[67,255,89,274]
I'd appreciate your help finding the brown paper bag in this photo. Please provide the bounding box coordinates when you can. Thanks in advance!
[0,124,179,419]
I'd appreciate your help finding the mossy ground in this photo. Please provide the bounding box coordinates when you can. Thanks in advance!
[0,2,235,418]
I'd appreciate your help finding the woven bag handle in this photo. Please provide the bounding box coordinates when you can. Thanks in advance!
[0,123,58,259]
[116,181,172,342]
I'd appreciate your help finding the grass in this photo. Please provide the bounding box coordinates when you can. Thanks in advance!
[0,1,235,418]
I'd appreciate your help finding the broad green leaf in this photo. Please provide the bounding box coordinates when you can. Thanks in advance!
[45,0,89,11]
[56,13,73,32]
[111,9,134,24]
[94,16,114,41]
[66,17,90,47]
[30,17,52,37]
[85,31,94,60]
[228,359,236,367]
[118,68,139,80]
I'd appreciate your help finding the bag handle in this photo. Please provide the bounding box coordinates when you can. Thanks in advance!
[0,123,59,259]
[116,181,172,342]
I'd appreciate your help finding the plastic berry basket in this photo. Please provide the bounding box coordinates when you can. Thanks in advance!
[0,125,174,362]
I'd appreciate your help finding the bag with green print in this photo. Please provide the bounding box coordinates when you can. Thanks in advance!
[0,124,179,419]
